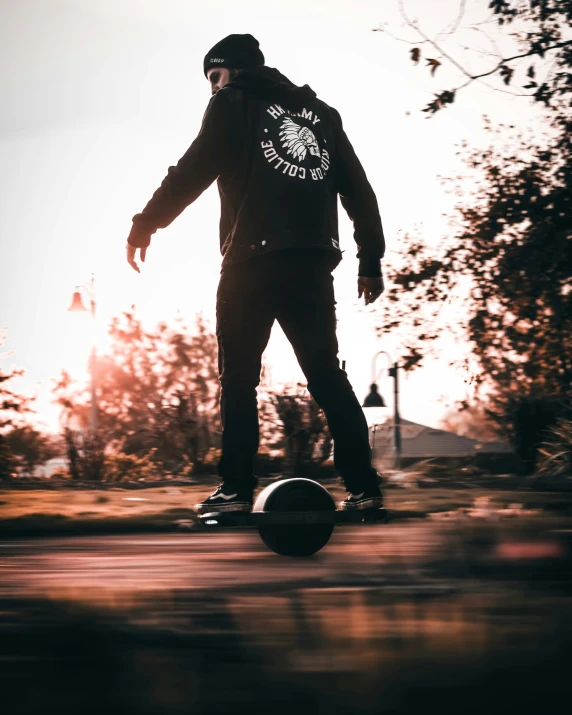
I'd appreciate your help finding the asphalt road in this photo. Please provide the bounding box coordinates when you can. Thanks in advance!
[1,521,448,597]
[2,517,570,598]
[2,520,571,715]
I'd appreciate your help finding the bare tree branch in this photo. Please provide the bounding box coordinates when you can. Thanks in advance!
[463,42,572,83]
[398,0,476,78]
[433,0,467,44]
[389,0,572,113]
[371,23,431,47]
[467,26,504,61]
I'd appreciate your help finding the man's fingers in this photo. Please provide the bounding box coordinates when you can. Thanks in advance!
[367,291,383,305]
[126,244,140,273]
[362,286,383,305]
[358,276,384,304]
[126,243,144,273]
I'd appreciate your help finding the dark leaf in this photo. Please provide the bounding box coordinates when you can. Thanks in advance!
[426,58,442,76]
[499,65,514,85]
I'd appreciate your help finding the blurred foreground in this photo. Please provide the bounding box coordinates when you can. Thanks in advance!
[2,514,571,714]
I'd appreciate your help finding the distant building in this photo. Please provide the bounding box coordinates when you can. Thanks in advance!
[369,418,514,470]
[32,458,68,478]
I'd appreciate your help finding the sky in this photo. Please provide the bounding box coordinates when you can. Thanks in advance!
[0,0,548,433]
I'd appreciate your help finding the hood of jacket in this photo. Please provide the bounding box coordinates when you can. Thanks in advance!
[224,65,317,110]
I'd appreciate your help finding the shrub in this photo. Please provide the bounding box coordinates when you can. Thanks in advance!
[272,386,332,479]
[104,452,159,482]
[501,396,571,474]
[537,415,572,484]
[0,437,16,480]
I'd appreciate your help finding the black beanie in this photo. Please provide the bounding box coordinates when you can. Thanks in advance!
[203,33,265,78]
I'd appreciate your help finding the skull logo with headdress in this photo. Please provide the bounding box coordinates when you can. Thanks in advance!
[278,117,321,163]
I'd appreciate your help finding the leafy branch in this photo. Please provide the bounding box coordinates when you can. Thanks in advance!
[373,0,572,114]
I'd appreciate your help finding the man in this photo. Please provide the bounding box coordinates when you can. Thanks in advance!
[126,33,385,513]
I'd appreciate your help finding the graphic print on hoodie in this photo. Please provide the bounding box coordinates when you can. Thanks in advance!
[260,106,330,182]
[127,66,385,277]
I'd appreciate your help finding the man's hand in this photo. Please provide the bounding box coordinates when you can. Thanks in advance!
[358,276,384,305]
[126,243,147,273]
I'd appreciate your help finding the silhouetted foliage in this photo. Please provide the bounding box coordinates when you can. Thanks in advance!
[52,308,400,479]
[439,403,500,442]
[504,396,571,474]
[54,311,221,475]
[4,426,60,476]
[377,117,571,464]
[104,451,162,482]
[63,426,81,480]
[1,328,34,479]
[0,439,16,480]
[537,408,572,482]
[372,3,572,468]
[272,384,333,478]
[0,329,31,433]
[376,0,572,116]
[62,428,106,481]
[256,362,291,459]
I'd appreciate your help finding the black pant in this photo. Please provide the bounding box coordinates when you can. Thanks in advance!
[215,248,379,495]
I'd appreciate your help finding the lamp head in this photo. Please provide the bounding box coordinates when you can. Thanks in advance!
[67,289,88,313]
[363,383,386,408]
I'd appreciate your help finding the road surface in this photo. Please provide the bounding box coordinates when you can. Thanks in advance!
[1,520,571,715]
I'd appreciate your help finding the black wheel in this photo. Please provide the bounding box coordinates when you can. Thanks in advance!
[253,479,335,556]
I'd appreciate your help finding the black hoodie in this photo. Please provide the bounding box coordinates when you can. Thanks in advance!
[127,66,385,276]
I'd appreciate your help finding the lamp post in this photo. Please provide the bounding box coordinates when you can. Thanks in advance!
[67,274,98,433]
[362,351,402,469]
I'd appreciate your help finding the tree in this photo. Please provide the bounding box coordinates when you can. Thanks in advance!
[377,120,571,466]
[0,329,31,431]
[370,2,572,468]
[272,384,333,478]
[0,328,33,479]
[536,407,572,483]
[98,311,220,471]
[53,311,225,476]
[375,0,572,116]
[256,361,292,459]
[4,426,60,476]
[381,119,571,390]
[440,401,500,441]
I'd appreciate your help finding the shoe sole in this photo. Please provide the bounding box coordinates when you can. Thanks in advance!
[195,502,252,514]
[338,497,384,511]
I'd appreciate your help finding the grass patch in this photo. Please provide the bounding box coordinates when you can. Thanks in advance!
[1,479,570,538]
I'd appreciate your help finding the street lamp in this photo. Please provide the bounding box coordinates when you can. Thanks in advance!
[67,274,98,433]
[363,382,385,408]
[363,351,402,468]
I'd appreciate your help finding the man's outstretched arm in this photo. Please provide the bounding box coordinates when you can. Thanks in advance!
[127,90,232,253]
[331,106,385,303]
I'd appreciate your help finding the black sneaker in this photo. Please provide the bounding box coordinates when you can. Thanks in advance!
[339,486,384,511]
[195,485,253,514]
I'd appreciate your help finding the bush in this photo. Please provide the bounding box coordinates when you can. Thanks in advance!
[502,396,571,474]
[104,452,159,482]
[272,387,332,479]
[64,428,106,481]
[0,436,16,480]
[4,426,60,476]
[194,447,221,475]
[537,415,572,484]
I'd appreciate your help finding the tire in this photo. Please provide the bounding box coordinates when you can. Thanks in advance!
[253,478,335,556]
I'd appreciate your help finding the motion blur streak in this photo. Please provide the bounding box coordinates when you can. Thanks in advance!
[1,521,571,714]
